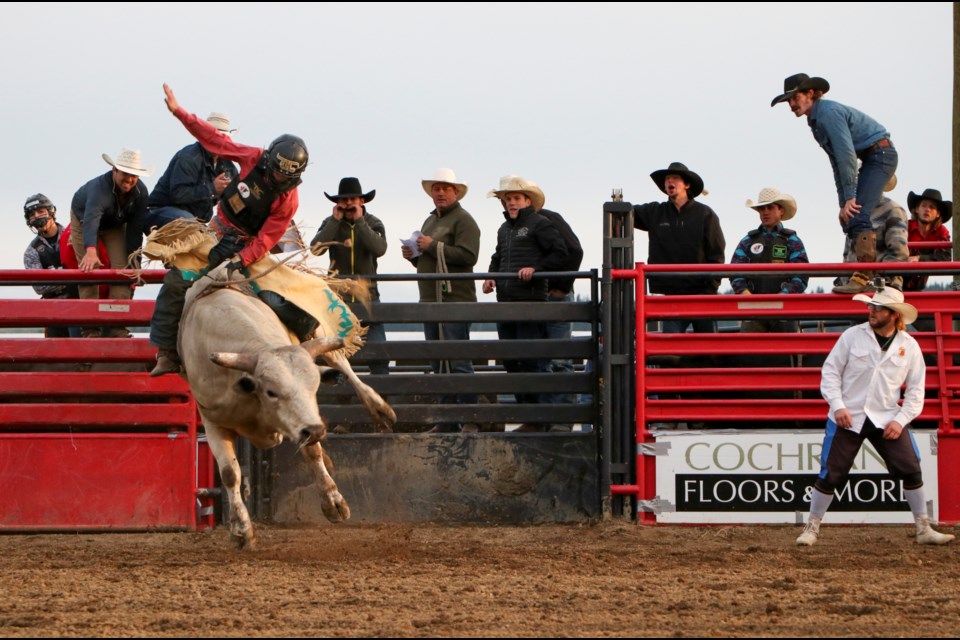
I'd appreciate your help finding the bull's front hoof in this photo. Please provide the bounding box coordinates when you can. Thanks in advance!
[374,404,397,431]
[231,530,257,551]
[320,491,351,523]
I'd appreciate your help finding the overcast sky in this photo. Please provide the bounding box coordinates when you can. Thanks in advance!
[0,2,952,301]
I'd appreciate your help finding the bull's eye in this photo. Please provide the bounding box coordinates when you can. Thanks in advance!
[266,389,279,399]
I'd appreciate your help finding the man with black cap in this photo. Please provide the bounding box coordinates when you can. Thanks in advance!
[772,73,899,293]
[796,287,953,547]
[633,162,726,333]
[905,188,952,292]
[311,177,389,379]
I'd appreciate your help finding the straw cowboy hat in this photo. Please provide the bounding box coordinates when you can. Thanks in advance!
[422,168,468,201]
[907,188,952,224]
[745,187,798,221]
[206,112,236,135]
[770,73,830,107]
[102,148,152,177]
[650,162,705,199]
[486,175,546,212]
[325,177,376,203]
[852,287,918,325]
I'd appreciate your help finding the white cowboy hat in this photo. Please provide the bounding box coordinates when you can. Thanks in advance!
[852,287,918,325]
[486,175,546,212]
[745,187,798,221]
[421,168,468,201]
[206,112,236,135]
[102,148,152,177]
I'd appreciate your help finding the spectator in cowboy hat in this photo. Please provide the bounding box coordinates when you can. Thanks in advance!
[146,112,239,230]
[312,177,389,381]
[482,176,569,428]
[730,187,809,333]
[402,168,481,433]
[632,161,726,333]
[905,188,952,294]
[772,73,900,294]
[69,147,152,337]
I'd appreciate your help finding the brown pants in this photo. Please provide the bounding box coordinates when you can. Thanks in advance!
[70,212,132,300]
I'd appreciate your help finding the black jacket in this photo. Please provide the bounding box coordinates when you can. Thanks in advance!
[488,207,569,301]
[633,199,726,294]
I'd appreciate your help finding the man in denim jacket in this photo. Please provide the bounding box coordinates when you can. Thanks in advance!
[772,73,898,294]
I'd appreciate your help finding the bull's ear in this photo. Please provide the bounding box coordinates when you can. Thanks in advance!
[235,376,257,395]
[210,352,258,373]
[317,365,346,386]
[300,337,344,361]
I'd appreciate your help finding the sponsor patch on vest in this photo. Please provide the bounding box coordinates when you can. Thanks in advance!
[251,184,264,199]
[238,182,251,199]
[750,243,764,255]
[228,193,245,213]
[772,245,788,261]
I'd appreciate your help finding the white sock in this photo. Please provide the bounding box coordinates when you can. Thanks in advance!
[809,488,834,519]
[904,487,927,518]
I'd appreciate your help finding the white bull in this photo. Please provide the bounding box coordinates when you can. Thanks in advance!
[180,270,395,549]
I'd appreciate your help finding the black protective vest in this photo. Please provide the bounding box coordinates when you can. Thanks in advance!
[219,156,285,235]
[745,227,793,294]
[31,227,76,299]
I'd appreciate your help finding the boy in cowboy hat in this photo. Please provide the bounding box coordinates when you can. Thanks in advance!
[796,287,954,547]
[730,187,809,333]
[905,188,952,293]
[633,161,726,333]
[312,177,389,382]
[69,148,152,337]
[482,176,569,423]
[402,168,481,432]
[772,73,900,293]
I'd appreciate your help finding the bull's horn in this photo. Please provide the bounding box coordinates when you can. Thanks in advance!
[300,337,344,359]
[210,352,259,373]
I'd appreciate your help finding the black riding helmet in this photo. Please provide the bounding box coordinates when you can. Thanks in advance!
[23,193,56,221]
[263,135,308,192]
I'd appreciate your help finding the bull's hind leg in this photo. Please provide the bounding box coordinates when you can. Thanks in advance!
[323,352,397,432]
[300,442,350,522]
[203,421,257,550]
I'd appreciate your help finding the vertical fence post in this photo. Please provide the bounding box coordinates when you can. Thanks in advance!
[602,192,636,518]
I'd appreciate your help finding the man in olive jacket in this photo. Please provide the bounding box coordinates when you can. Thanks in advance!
[402,168,481,432]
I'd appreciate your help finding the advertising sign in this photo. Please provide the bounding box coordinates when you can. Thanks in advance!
[653,430,939,524]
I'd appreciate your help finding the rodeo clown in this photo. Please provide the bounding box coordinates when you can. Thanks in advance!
[149,84,309,376]
[796,287,954,546]
[729,187,809,333]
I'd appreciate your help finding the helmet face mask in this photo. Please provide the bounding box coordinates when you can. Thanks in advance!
[266,135,308,180]
[23,193,56,226]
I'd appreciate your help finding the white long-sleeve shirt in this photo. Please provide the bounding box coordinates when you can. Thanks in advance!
[820,322,925,433]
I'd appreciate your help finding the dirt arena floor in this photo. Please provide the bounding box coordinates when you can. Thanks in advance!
[0,521,957,637]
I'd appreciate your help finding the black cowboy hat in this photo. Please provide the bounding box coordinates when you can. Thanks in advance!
[325,177,375,203]
[770,73,830,107]
[908,188,952,224]
[650,162,705,199]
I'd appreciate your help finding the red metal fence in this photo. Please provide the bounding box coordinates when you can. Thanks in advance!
[610,260,960,523]
[0,269,215,531]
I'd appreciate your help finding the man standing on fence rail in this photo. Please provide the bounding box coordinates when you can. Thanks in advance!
[796,287,954,546]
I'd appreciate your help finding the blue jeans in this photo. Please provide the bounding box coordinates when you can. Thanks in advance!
[545,293,575,405]
[845,144,898,237]
[363,317,389,375]
[497,321,549,404]
[662,318,717,334]
[144,207,195,236]
[424,321,478,405]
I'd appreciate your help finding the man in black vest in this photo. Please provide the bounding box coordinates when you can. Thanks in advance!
[150,84,309,376]
[730,188,810,333]
[22,194,77,337]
